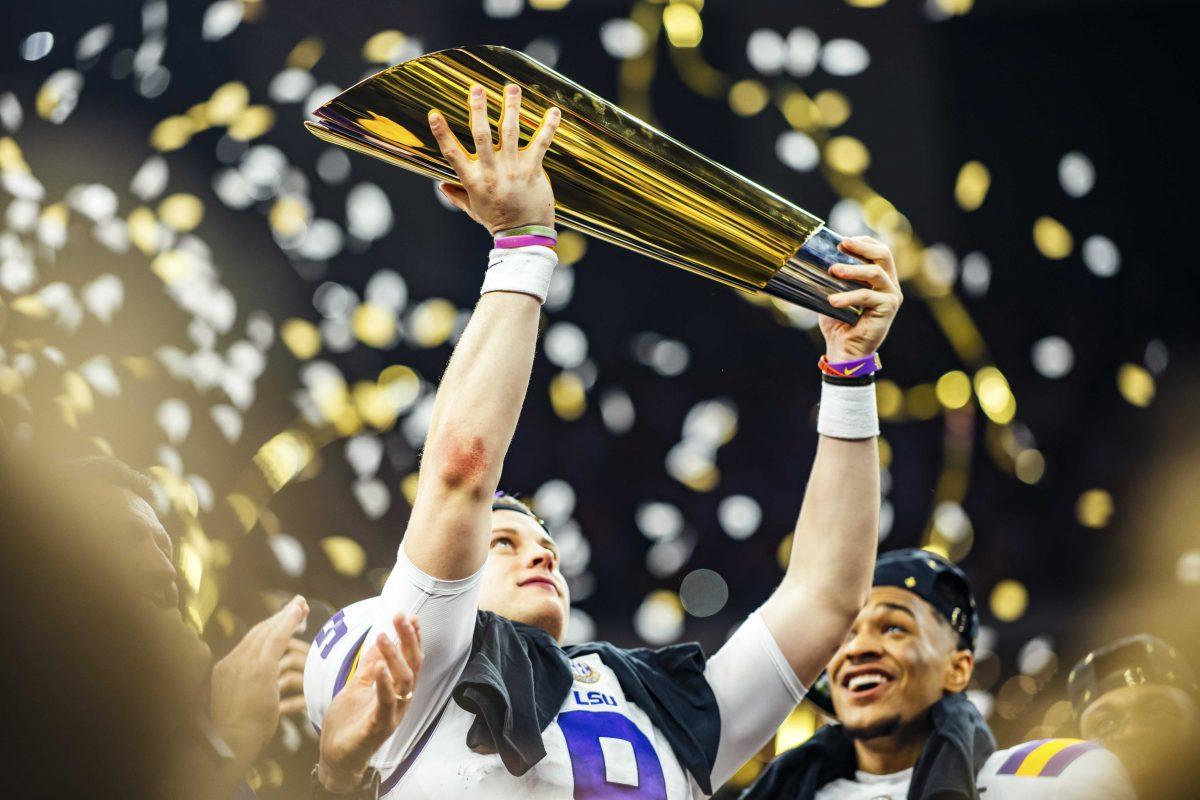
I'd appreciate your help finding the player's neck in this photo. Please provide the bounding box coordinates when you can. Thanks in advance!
[852,717,931,777]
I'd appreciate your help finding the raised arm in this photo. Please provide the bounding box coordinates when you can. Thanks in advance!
[402,84,561,581]
[759,236,902,686]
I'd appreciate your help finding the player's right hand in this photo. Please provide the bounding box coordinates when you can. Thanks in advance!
[316,612,423,792]
[428,83,560,234]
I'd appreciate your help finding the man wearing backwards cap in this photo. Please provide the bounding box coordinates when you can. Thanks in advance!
[742,549,1136,800]
[1070,634,1200,799]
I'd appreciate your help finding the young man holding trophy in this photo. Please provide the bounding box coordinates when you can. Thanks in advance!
[304,81,902,799]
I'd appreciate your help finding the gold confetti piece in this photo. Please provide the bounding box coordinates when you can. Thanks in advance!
[227,105,275,141]
[62,371,94,414]
[353,381,398,431]
[254,429,314,491]
[825,136,871,175]
[0,137,30,173]
[226,493,260,532]
[876,378,903,420]
[955,160,990,211]
[550,371,586,420]
[1076,488,1114,528]
[352,302,397,348]
[1116,363,1155,407]
[780,92,819,131]
[680,463,720,493]
[813,90,851,128]
[185,102,211,132]
[409,298,456,347]
[152,250,200,285]
[989,579,1028,622]
[120,356,157,380]
[556,231,588,265]
[207,81,250,126]
[774,705,817,760]
[662,3,703,48]
[935,0,974,14]
[973,366,1016,424]
[158,193,205,231]
[400,471,420,505]
[844,0,888,6]
[149,115,196,152]
[777,532,793,570]
[728,79,769,117]
[286,36,324,70]
[269,195,310,238]
[280,318,321,360]
[10,294,50,318]
[1033,215,1073,260]
[935,370,972,409]
[0,365,24,395]
[1015,449,1045,484]
[363,30,406,64]
[904,384,940,420]
[321,536,367,577]
[529,0,572,8]
[128,206,161,255]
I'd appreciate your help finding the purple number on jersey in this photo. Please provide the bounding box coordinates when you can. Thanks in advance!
[315,610,348,659]
[558,710,667,799]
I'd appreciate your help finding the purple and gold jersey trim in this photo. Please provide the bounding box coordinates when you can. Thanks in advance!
[997,738,1100,777]
[333,631,371,698]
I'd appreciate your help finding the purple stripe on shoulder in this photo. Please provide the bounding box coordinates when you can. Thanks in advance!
[997,739,1050,775]
[1041,741,1100,777]
[332,631,370,698]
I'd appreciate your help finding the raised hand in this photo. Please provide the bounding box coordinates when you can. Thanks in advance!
[820,236,904,361]
[428,83,560,234]
[316,613,423,792]
[209,595,310,770]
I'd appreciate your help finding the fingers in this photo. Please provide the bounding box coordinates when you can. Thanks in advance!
[287,638,311,657]
[392,614,423,681]
[279,669,304,696]
[839,236,896,279]
[829,261,898,294]
[352,641,385,688]
[376,633,415,696]
[259,595,310,661]
[467,84,495,163]
[428,111,470,175]
[500,84,521,155]
[280,650,307,674]
[528,106,561,162]
[373,663,398,715]
[279,695,307,716]
[438,182,471,214]
[827,287,899,316]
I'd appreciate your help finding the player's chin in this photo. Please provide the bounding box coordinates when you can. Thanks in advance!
[514,595,568,641]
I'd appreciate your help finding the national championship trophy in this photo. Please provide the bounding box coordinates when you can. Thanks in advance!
[305,45,864,322]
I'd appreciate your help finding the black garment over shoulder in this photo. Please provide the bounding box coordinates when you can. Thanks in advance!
[451,610,722,795]
[740,692,995,800]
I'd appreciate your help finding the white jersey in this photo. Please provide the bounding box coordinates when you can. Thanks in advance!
[815,737,1136,800]
[305,544,808,799]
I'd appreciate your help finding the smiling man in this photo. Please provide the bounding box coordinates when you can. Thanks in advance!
[743,549,1137,800]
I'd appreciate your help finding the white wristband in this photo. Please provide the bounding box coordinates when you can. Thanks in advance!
[480,245,558,303]
[817,381,880,440]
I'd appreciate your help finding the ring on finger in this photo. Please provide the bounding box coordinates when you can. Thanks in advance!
[395,690,413,702]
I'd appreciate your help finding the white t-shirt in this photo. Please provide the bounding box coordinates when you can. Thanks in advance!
[814,738,1135,800]
[305,545,807,799]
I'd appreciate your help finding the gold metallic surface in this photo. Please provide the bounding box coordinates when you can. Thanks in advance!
[306,46,857,317]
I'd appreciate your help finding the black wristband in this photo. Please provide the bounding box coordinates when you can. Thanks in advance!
[821,373,876,387]
[311,767,380,800]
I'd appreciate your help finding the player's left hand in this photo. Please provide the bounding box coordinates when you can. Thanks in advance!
[209,595,309,768]
[317,613,423,792]
[819,236,903,361]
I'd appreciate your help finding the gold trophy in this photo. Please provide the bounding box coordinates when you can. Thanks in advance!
[305,45,863,322]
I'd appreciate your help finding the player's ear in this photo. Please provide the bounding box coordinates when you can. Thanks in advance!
[943,647,974,694]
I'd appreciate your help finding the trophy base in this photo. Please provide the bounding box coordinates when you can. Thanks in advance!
[762,227,863,324]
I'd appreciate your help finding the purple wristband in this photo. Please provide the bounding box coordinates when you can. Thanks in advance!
[822,353,882,378]
[494,234,557,249]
